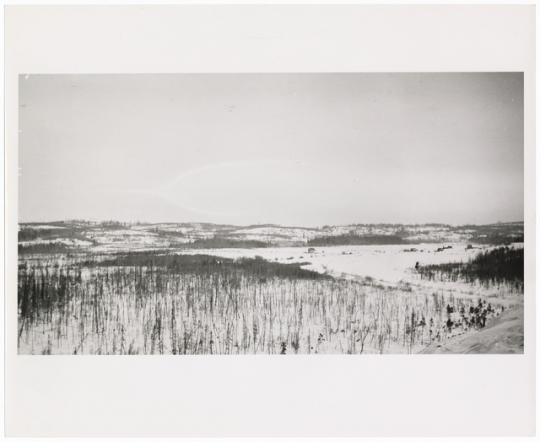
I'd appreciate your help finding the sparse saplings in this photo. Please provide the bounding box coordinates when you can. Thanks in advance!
[17,251,517,355]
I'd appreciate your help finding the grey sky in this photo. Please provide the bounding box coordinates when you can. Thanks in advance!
[19,73,523,226]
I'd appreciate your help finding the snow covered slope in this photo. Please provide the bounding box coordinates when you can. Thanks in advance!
[419,305,524,354]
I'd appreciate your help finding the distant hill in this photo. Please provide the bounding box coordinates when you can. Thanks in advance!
[17,220,524,253]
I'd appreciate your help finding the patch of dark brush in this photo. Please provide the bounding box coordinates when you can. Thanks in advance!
[82,252,332,281]
[18,243,76,255]
[308,234,408,246]
[182,236,274,249]
[416,246,524,291]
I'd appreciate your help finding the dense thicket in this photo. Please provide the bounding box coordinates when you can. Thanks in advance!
[18,227,94,244]
[183,237,273,249]
[19,228,65,242]
[417,247,524,290]
[83,252,331,281]
[469,234,524,245]
[308,234,407,246]
[18,243,75,254]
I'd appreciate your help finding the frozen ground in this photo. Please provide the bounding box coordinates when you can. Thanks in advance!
[171,243,525,312]
[420,304,524,354]
[177,242,522,280]
[17,221,525,355]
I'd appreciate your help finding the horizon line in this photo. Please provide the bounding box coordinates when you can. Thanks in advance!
[18,219,525,229]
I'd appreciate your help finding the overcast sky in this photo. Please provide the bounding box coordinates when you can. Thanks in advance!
[19,73,523,226]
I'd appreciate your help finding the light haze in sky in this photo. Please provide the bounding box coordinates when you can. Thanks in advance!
[19,73,523,226]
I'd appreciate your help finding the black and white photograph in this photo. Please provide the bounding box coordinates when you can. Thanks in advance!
[18,72,524,355]
[5,5,536,438]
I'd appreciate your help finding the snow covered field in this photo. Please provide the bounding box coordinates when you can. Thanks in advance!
[176,242,523,283]
[17,221,524,355]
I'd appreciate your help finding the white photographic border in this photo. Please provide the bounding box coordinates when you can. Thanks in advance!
[4,4,536,437]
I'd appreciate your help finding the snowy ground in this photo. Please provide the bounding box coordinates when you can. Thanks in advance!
[176,242,522,281]
[17,230,524,354]
[420,304,524,354]
[173,242,524,307]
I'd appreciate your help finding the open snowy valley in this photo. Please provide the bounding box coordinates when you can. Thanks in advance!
[17,221,524,355]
